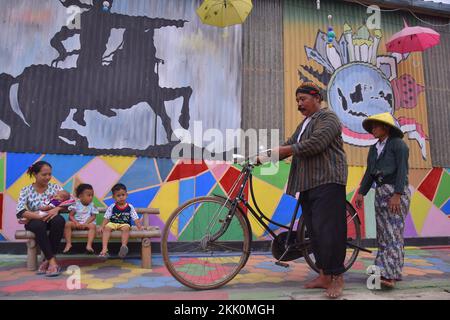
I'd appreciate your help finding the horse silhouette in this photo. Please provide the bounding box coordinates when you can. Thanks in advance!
[0,0,192,153]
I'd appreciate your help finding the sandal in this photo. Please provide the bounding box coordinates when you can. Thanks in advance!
[62,246,73,255]
[45,264,62,277]
[98,251,109,258]
[118,245,129,258]
[36,260,49,275]
[85,248,95,255]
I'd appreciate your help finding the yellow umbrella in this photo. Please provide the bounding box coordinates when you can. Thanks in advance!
[196,0,253,28]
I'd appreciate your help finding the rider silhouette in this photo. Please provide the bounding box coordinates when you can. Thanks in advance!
[51,0,186,69]
[50,0,189,127]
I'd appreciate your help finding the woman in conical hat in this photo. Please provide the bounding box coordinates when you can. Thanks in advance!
[355,112,411,289]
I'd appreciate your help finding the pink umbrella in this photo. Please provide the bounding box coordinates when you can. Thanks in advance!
[386,19,440,53]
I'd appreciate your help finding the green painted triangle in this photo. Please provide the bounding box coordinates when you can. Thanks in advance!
[0,157,4,192]
[179,191,247,242]
[63,179,73,193]
[251,161,290,189]
[93,197,106,224]
[232,163,243,170]
[93,196,105,208]
[434,171,450,208]
[346,190,355,202]
[210,183,225,197]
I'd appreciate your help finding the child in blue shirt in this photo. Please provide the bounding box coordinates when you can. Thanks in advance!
[99,183,142,258]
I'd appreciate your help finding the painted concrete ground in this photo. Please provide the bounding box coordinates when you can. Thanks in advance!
[0,247,449,300]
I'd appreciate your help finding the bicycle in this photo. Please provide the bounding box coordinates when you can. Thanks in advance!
[161,153,371,290]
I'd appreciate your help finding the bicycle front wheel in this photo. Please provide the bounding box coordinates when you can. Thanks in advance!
[161,196,252,290]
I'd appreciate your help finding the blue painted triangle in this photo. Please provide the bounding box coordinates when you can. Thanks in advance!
[156,158,175,182]
[195,171,216,198]
[266,194,300,233]
[41,154,94,183]
[442,198,450,215]
[119,158,161,193]
[179,178,195,233]
[103,197,115,208]
[126,186,160,209]
[6,153,42,189]
[0,233,6,241]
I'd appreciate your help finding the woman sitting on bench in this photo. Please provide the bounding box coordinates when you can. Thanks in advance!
[16,161,66,277]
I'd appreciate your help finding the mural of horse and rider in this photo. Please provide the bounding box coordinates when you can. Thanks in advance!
[0,0,242,157]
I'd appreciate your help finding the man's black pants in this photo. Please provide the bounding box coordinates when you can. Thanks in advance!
[300,183,347,275]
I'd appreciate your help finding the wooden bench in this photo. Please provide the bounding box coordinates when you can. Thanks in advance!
[15,207,161,271]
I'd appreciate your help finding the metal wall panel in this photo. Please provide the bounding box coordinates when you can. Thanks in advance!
[421,15,450,167]
[242,0,285,150]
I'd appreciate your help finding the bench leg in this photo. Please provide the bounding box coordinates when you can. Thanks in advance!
[141,238,151,269]
[26,239,38,271]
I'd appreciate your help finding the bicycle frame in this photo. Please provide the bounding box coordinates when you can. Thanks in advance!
[212,162,300,248]
[211,161,371,255]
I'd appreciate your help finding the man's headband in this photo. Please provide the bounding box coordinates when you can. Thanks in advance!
[296,85,321,97]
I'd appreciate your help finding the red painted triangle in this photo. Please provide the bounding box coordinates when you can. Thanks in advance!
[219,167,248,212]
[167,160,208,182]
[418,168,443,201]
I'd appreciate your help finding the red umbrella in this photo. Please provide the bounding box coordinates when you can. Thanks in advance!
[386,19,440,53]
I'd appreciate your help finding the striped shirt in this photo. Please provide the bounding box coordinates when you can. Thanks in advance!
[283,107,348,195]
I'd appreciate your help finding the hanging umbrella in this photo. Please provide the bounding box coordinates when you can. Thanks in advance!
[196,0,253,28]
[386,19,440,54]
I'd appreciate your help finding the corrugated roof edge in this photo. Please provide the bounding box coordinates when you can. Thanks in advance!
[343,0,450,17]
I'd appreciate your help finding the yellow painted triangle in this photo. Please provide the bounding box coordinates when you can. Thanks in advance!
[72,176,83,194]
[248,177,284,238]
[410,191,432,234]
[99,155,136,175]
[150,180,179,236]
[6,174,34,200]
[346,166,366,194]
[7,175,62,200]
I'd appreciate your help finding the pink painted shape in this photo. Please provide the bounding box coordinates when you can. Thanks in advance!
[148,215,173,241]
[398,117,427,138]
[421,205,450,237]
[3,194,22,241]
[404,211,418,238]
[342,127,374,140]
[205,160,230,181]
[77,158,120,198]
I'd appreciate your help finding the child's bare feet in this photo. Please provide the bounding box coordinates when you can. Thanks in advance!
[325,275,344,299]
[86,247,95,254]
[62,244,72,254]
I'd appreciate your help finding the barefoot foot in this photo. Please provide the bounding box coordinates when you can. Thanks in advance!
[325,275,344,299]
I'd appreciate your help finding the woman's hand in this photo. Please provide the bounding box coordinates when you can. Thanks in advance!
[42,207,60,222]
[389,194,402,214]
[355,193,364,209]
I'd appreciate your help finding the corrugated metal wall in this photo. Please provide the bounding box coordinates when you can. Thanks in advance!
[282,0,442,169]
[242,0,284,149]
[421,15,450,168]
[0,0,242,158]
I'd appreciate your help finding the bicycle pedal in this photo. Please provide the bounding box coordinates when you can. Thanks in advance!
[275,261,290,268]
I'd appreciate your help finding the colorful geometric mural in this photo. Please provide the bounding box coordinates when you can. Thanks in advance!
[0,153,448,241]
[283,0,432,168]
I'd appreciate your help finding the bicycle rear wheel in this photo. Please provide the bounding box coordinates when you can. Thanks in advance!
[298,201,361,273]
[161,196,252,290]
